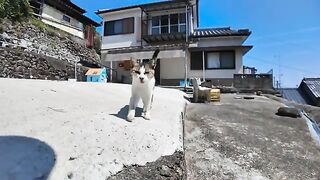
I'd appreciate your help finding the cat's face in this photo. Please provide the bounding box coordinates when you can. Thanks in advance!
[131,61,155,84]
[130,49,160,84]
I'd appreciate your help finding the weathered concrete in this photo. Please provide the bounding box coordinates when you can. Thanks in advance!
[107,152,186,180]
[184,94,320,180]
[0,78,186,180]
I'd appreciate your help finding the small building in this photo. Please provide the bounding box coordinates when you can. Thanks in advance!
[86,68,108,83]
[299,78,320,106]
[29,0,100,48]
[279,78,320,107]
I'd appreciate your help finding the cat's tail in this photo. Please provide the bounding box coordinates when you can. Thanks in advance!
[152,49,160,60]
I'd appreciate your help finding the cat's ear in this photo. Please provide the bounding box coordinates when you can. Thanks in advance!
[150,49,160,69]
[130,57,138,69]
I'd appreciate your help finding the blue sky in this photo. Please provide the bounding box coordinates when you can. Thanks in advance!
[74,0,320,87]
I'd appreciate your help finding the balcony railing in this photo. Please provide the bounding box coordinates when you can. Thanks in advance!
[141,16,188,43]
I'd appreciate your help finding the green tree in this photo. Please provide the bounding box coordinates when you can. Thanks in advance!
[0,0,32,21]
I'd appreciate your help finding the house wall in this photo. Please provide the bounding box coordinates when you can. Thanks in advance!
[195,36,247,47]
[158,50,243,86]
[41,4,84,38]
[100,8,142,50]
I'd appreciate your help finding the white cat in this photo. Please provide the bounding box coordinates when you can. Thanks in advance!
[127,49,160,122]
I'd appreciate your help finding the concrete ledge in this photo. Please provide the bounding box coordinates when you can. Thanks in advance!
[0,78,186,179]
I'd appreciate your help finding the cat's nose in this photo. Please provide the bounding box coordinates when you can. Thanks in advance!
[139,77,144,81]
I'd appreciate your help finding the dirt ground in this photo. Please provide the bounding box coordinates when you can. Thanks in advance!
[107,152,186,180]
[184,94,320,180]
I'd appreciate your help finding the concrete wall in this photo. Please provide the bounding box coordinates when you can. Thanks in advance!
[100,8,142,50]
[234,74,273,90]
[41,4,84,38]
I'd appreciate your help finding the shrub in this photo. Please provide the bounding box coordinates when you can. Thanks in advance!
[0,25,3,34]
[0,0,32,21]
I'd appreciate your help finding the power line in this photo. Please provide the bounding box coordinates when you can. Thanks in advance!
[247,56,320,75]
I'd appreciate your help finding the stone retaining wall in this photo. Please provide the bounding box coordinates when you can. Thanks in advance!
[0,47,87,80]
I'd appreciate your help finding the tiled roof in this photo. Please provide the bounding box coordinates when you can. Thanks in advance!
[279,88,311,105]
[302,78,320,98]
[192,27,251,38]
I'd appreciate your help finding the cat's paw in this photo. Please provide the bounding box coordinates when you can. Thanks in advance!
[127,113,135,122]
[143,112,151,120]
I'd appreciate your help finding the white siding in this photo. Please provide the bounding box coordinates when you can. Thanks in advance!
[41,4,84,38]
[100,8,142,50]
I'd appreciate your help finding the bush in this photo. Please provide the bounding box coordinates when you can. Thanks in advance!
[0,25,3,34]
[0,0,32,21]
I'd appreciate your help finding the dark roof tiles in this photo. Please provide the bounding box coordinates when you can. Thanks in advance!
[192,27,251,38]
[303,78,320,98]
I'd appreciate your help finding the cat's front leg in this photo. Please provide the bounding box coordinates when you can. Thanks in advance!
[142,93,153,120]
[127,95,139,122]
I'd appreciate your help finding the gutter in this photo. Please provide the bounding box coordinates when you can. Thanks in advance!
[301,111,320,146]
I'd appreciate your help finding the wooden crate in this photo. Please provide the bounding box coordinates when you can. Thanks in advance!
[210,89,221,102]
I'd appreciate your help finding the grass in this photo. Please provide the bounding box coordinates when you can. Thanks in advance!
[31,17,69,39]
[31,18,56,35]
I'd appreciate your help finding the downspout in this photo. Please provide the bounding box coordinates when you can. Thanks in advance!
[140,8,143,47]
[202,50,205,81]
[184,4,189,90]
[110,60,113,82]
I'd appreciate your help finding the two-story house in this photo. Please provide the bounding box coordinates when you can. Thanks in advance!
[96,0,252,86]
[30,0,100,48]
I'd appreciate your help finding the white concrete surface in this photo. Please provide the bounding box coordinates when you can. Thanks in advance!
[0,78,186,180]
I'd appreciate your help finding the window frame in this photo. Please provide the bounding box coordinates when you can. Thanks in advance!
[62,15,71,23]
[150,13,187,35]
[205,51,236,70]
[104,17,135,36]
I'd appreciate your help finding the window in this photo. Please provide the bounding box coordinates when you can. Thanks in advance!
[191,51,235,70]
[62,15,71,23]
[170,14,179,33]
[152,16,160,35]
[207,52,220,69]
[151,13,187,35]
[220,52,235,68]
[104,17,134,36]
[179,13,186,33]
[190,52,203,70]
[206,51,235,69]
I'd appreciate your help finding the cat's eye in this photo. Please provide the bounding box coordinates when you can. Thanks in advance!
[134,71,140,75]
[144,72,150,75]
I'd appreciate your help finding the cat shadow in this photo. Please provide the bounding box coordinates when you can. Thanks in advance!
[110,105,143,121]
